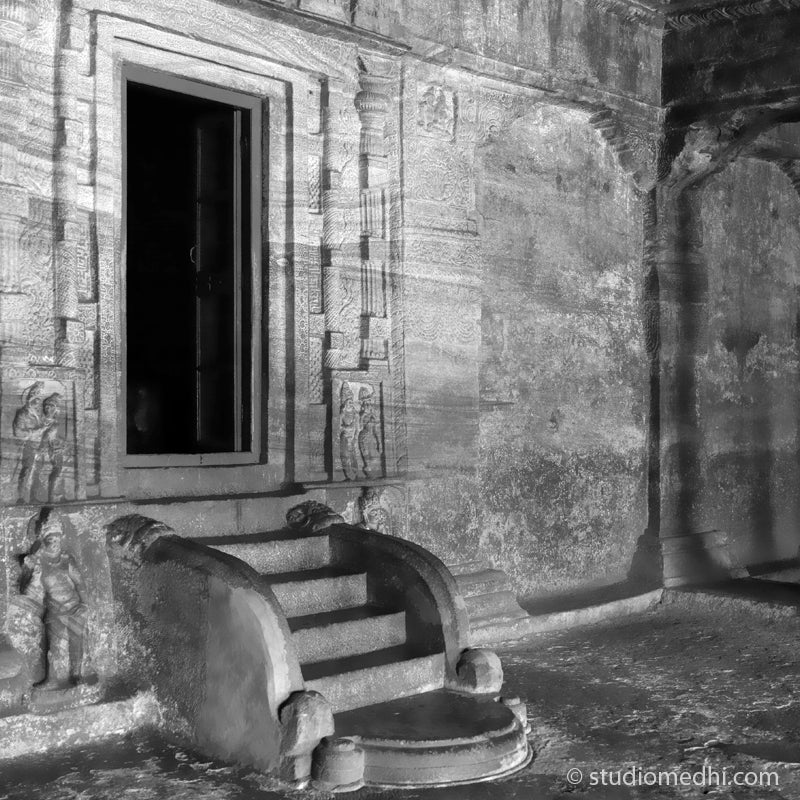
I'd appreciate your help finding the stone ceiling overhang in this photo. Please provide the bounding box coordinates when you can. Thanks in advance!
[588,0,800,33]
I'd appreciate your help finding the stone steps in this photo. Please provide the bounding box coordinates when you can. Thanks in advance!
[269,567,368,618]
[304,648,445,713]
[196,531,445,715]
[193,532,331,573]
[447,559,533,646]
[189,528,530,786]
[288,606,407,664]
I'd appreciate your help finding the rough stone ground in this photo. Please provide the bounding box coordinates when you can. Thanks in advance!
[3,598,800,799]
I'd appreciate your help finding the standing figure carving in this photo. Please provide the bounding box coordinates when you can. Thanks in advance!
[13,381,45,504]
[40,393,65,502]
[20,512,92,690]
[339,383,360,480]
[357,387,382,478]
[12,382,65,503]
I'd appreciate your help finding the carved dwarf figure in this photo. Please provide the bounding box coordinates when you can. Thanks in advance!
[20,513,92,689]
[357,387,382,478]
[339,383,360,480]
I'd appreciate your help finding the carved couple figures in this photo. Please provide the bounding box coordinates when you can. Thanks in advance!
[18,511,93,693]
[13,381,65,504]
[339,382,383,480]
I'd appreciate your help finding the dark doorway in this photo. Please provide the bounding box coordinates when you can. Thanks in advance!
[125,78,252,456]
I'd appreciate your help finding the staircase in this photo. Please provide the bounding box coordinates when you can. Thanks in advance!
[193,529,447,714]
[448,559,533,645]
[185,522,531,788]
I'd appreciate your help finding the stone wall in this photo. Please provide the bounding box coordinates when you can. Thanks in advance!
[2,0,800,662]
[474,106,646,598]
[698,157,800,566]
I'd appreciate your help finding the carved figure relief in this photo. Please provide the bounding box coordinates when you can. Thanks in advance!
[2,375,77,505]
[357,386,382,478]
[12,382,65,504]
[336,379,384,481]
[417,85,455,139]
[339,382,361,480]
[10,510,100,713]
[19,512,93,689]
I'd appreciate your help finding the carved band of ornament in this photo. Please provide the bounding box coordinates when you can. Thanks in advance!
[0,42,21,85]
[360,337,387,361]
[0,212,20,292]
[308,156,323,214]
[355,89,390,118]
[309,336,324,404]
[0,0,26,18]
[360,188,385,238]
[587,0,800,31]
[361,259,385,317]
[360,129,385,159]
[667,0,795,30]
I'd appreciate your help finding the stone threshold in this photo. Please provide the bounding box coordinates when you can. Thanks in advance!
[0,691,161,761]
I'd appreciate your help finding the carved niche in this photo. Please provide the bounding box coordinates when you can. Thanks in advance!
[0,375,80,505]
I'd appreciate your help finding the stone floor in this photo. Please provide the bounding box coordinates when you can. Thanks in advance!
[3,592,800,799]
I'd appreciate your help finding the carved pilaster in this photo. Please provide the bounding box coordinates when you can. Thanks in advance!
[0,1,29,356]
[355,70,390,368]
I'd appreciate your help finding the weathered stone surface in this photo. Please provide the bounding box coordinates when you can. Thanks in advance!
[696,157,800,570]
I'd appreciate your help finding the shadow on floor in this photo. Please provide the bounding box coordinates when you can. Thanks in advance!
[520,578,659,617]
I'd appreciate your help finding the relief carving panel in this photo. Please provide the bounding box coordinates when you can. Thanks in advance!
[0,374,81,505]
[334,376,385,481]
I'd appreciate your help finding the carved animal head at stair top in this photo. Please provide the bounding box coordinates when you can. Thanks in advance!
[286,501,345,533]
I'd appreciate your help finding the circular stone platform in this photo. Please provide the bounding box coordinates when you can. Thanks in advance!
[333,690,532,787]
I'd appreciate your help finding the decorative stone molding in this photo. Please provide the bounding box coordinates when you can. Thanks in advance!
[588,108,659,191]
[587,0,800,33]
[667,0,800,32]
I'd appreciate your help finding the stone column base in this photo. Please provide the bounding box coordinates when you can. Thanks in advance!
[660,529,745,588]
